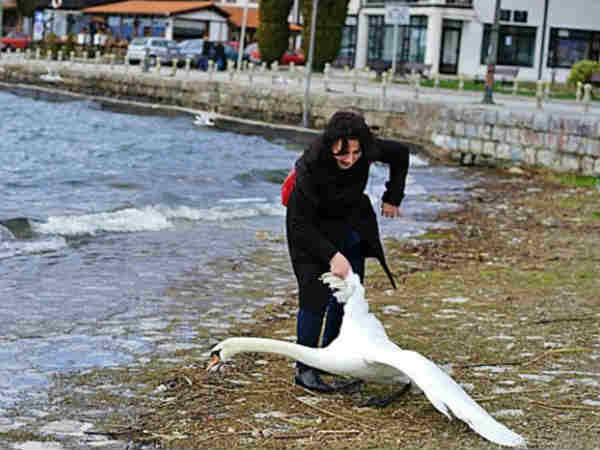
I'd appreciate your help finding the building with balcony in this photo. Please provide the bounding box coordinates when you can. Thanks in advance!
[346,0,600,82]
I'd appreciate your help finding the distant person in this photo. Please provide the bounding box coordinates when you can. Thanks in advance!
[214,42,226,71]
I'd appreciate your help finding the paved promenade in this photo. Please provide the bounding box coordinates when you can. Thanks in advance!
[2,51,600,120]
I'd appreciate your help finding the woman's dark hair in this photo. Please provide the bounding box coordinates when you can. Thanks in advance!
[321,111,374,162]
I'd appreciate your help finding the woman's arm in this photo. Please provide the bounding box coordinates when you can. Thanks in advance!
[374,137,410,207]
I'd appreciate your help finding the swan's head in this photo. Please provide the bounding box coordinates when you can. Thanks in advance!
[206,337,238,372]
[319,271,362,304]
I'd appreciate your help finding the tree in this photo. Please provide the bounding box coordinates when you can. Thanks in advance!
[257,0,294,65]
[301,0,349,71]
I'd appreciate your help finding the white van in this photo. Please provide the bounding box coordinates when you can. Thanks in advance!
[125,37,181,65]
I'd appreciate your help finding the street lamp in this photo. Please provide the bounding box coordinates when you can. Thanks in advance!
[0,0,4,40]
[236,0,249,71]
[302,0,318,128]
[482,0,501,104]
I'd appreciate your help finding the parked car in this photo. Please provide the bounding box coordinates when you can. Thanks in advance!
[281,49,305,65]
[243,43,305,66]
[177,39,208,69]
[1,31,31,51]
[125,37,181,65]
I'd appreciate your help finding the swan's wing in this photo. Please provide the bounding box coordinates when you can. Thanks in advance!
[370,348,525,447]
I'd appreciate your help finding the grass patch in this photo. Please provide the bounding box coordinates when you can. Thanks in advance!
[554,173,599,187]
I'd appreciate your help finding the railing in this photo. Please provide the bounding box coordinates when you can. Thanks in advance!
[363,0,473,6]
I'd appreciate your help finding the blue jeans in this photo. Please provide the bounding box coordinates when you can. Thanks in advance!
[296,230,364,372]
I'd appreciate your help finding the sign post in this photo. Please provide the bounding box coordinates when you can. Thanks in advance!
[385,4,410,76]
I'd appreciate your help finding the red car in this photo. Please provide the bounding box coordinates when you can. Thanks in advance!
[1,31,31,51]
[281,49,305,65]
[244,43,305,65]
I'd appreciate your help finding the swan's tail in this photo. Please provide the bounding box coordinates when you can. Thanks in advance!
[388,350,525,447]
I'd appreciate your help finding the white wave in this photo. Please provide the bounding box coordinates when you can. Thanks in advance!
[219,197,268,204]
[410,153,430,167]
[33,202,286,236]
[0,236,67,259]
[34,206,173,235]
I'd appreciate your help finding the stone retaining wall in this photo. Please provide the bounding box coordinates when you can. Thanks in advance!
[1,63,598,175]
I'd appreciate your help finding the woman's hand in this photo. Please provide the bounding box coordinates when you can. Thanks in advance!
[330,252,351,279]
[381,202,400,218]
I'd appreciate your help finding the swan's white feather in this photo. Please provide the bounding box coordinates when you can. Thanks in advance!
[322,272,525,447]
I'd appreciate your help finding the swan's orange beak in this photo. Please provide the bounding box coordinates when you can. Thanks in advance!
[207,354,221,371]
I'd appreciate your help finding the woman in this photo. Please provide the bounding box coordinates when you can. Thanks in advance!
[286,110,410,392]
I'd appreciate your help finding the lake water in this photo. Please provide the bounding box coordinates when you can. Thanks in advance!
[0,89,478,420]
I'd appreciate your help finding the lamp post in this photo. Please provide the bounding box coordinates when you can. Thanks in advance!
[302,0,318,128]
[482,0,501,104]
[0,0,4,40]
[236,0,249,71]
[538,0,549,81]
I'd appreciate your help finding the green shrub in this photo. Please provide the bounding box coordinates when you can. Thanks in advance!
[567,59,600,86]
[257,0,293,65]
[301,0,350,71]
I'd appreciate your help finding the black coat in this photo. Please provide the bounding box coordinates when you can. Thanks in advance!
[286,136,410,312]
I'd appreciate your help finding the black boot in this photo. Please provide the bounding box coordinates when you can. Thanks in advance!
[295,368,335,393]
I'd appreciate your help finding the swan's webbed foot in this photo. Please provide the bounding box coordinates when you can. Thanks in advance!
[362,382,411,408]
[331,379,363,394]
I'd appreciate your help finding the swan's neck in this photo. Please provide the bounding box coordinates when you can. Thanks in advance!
[225,337,324,368]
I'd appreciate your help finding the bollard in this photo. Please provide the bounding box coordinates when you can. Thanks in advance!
[434,72,440,90]
[380,71,388,107]
[142,49,150,73]
[208,60,214,80]
[36,48,41,60]
[414,73,421,100]
[226,59,234,80]
[536,80,544,110]
[512,79,519,95]
[261,62,267,72]
[576,81,583,102]
[324,63,331,91]
[544,82,551,101]
[185,57,191,77]
[352,68,358,93]
[458,74,464,92]
[248,63,254,83]
[70,51,75,62]
[171,58,178,77]
[299,65,307,86]
[584,84,592,113]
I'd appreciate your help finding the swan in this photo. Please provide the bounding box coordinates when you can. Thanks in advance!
[40,68,63,83]
[193,111,216,127]
[208,272,526,447]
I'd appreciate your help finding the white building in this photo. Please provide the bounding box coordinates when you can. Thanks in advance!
[344,0,600,82]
